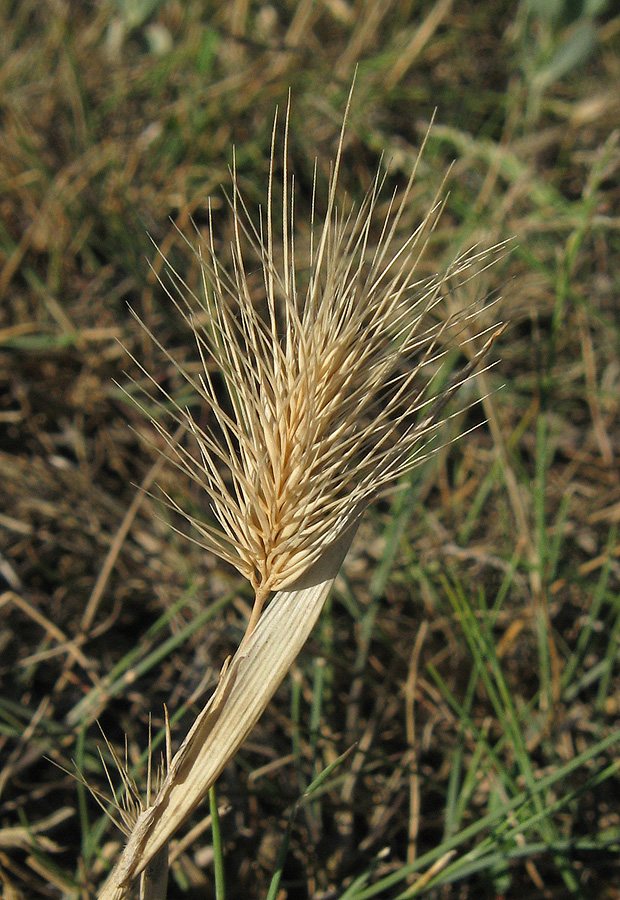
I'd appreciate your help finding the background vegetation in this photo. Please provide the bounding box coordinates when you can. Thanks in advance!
[1,0,620,897]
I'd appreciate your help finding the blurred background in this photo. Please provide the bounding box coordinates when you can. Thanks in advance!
[1,1,620,898]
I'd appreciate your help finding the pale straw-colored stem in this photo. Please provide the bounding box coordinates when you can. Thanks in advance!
[97,521,358,900]
[239,582,271,650]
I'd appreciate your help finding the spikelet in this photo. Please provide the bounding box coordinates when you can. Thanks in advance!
[127,87,501,638]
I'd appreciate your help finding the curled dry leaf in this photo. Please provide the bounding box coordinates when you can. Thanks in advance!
[98,522,357,898]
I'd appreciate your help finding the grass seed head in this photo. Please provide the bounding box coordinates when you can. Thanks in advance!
[132,86,501,600]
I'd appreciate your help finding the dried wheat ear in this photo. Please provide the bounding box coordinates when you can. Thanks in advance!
[97,80,505,899]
